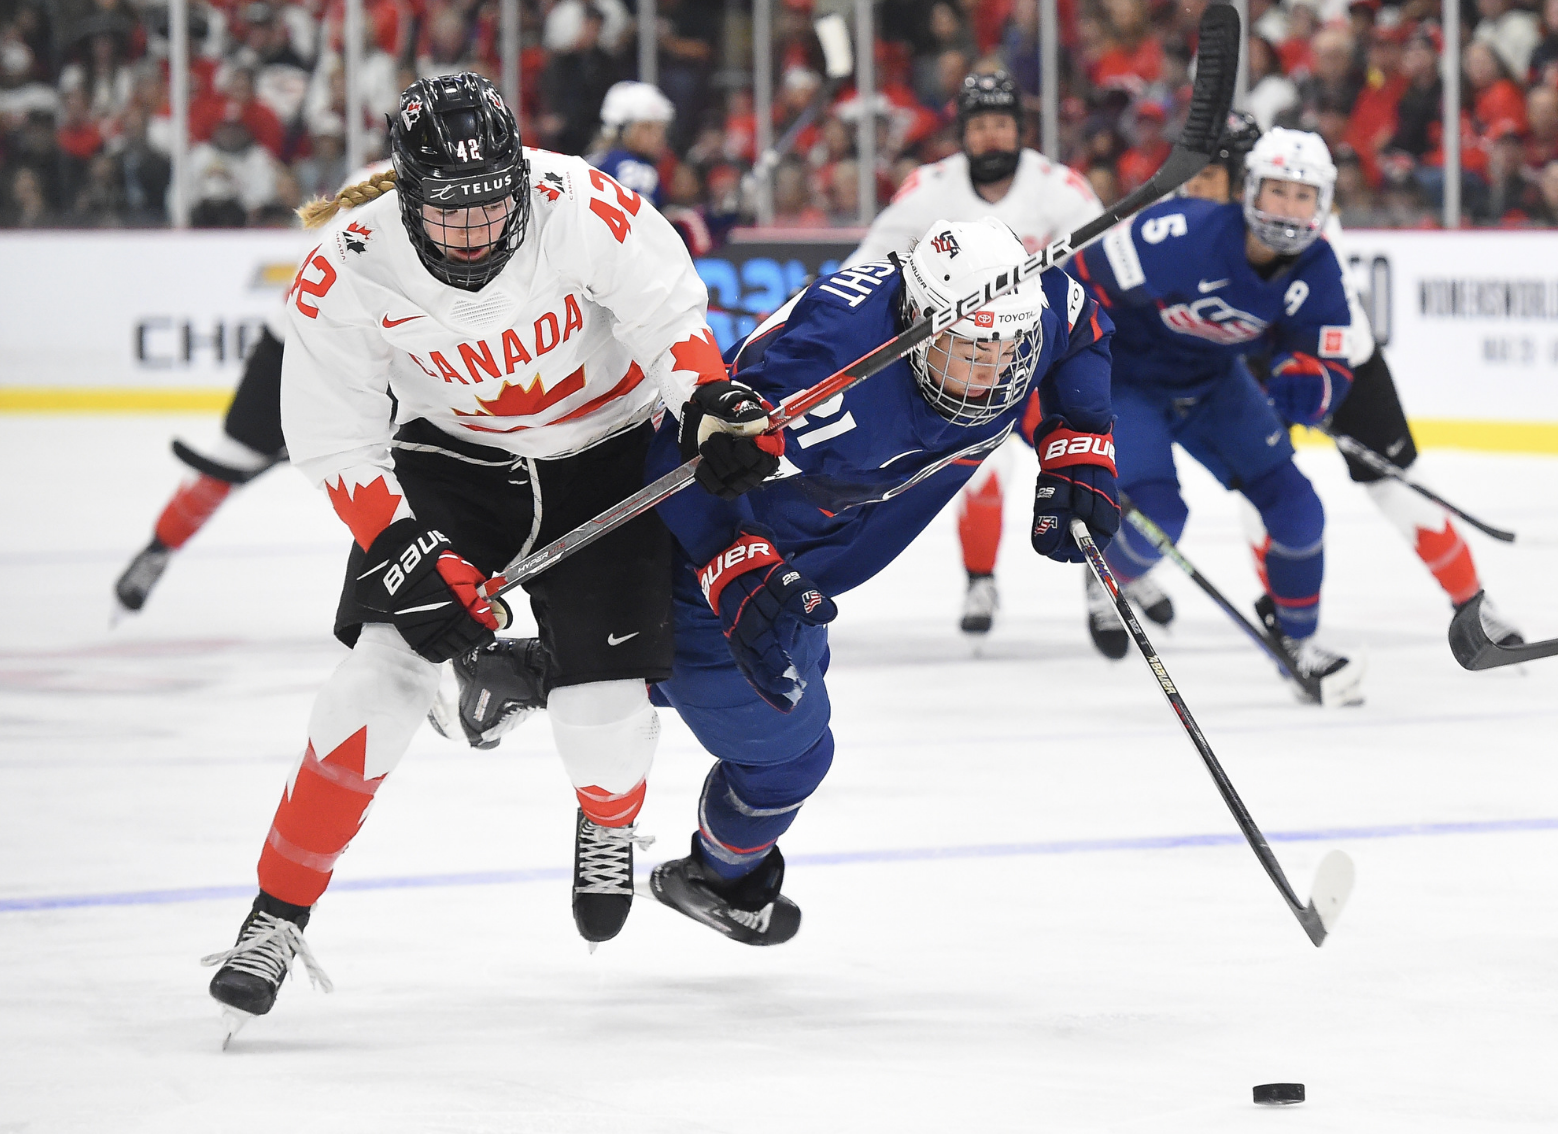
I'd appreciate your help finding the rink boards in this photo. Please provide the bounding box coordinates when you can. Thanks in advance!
[3,227,1557,451]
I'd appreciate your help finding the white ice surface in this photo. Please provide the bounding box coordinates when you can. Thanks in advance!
[2,417,1556,1133]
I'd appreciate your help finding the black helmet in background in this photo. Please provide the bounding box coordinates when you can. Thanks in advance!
[956,70,1022,185]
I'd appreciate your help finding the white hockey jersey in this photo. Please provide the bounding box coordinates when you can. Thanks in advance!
[846,150,1103,265]
[1321,212,1377,367]
[280,148,726,548]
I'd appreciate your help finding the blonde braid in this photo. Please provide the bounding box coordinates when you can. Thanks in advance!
[296,169,399,229]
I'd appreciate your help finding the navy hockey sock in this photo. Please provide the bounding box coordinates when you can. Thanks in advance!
[696,733,834,881]
[1108,479,1187,582]
[1244,463,1325,639]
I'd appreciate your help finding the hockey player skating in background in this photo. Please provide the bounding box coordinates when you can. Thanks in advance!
[449,218,1120,942]
[112,318,289,617]
[1071,127,1365,705]
[1179,116,1524,649]
[200,73,773,1039]
[846,70,1105,637]
[593,80,674,209]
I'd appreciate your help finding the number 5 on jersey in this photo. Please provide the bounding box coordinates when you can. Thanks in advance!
[587,169,642,243]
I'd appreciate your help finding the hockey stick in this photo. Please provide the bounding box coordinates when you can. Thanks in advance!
[1119,496,1320,698]
[1448,590,1558,669]
[1071,517,1355,946]
[481,3,1242,618]
[1320,426,1516,543]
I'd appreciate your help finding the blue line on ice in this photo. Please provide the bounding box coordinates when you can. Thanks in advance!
[3,815,1554,913]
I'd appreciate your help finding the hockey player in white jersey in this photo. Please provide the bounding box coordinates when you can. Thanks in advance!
[201,72,778,1042]
[848,70,1105,637]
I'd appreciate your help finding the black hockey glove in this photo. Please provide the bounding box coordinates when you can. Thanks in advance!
[698,526,838,712]
[354,519,499,663]
[1030,418,1120,563]
[679,380,784,500]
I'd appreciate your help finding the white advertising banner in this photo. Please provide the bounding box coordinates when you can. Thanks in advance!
[1336,228,1558,423]
[3,227,1558,433]
[0,231,311,391]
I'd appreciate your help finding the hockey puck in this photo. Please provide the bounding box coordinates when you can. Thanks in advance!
[1253,1083,1305,1106]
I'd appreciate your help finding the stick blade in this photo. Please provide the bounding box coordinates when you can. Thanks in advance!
[1449,592,1558,669]
[814,14,853,79]
[1300,849,1356,946]
[1181,3,1242,154]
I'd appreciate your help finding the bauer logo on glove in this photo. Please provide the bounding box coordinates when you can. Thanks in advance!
[380,529,450,595]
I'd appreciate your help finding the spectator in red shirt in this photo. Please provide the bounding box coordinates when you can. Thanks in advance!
[1090,0,1162,94]
[189,68,285,158]
[1278,1,1319,78]
[1346,24,1410,188]
[1115,101,1169,193]
[1464,39,1528,143]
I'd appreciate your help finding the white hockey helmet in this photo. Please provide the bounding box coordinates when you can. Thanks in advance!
[901,217,1046,426]
[1242,127,1336,255]
[600,81,675,128]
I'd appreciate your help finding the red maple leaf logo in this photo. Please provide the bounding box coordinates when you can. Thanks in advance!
[346,221,372,239]
[669,329,727,385]
[325,475,404,550]
[453,365,586,420]
[535,179,561,202]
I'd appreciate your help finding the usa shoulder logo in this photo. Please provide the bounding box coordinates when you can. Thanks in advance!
[931,230,961,257]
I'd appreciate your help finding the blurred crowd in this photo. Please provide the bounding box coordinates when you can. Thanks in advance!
[4,0,1558,231]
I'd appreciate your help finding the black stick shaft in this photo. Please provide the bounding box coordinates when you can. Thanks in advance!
[1070,519,1316,934]
[1119,498,1297,679]
[1323,428,1516,542]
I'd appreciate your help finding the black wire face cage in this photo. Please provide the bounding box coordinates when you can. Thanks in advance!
[391,74,531,292]
[899,288,1043,427]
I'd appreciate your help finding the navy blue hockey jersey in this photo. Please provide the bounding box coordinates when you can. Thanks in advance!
[1072,198,1353,396]
[648,260,1114,597]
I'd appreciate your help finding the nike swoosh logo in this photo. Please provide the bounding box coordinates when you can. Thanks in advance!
[606,631,640,646]
[1197,278,1229,293]
[381,313,425,328]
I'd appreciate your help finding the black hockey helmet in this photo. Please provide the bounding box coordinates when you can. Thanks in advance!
[1212,109,1261,185]
[389,72,530,291]
[956,71,1021,185]
[956,70,1020,131]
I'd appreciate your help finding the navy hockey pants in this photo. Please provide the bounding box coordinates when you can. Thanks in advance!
[653,566,835,880]
[1106,360,1327,639]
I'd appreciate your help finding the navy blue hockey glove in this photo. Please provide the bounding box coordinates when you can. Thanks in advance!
[680,380,784,500]
[354,518,499,663]
[1030,419,1120,563]
[1266,351,1346,427]
[698,527,838,712]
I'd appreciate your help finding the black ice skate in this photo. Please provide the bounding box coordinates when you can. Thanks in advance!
[428,637,550,749]
[1255,595,1365,707]
[1084,570,1128,659]
[200,893,332,1048]
[573,809,653,947]
[1124,572,1175,627]
[960,574,999,635]
[112,538,172,618]
[650,835,801,946]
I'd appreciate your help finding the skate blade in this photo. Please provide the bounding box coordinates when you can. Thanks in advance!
[219,1006,253,1051]
[108,601,134,630]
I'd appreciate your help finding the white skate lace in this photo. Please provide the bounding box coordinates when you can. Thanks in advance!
[1292,637,1346,679]
[200,912,334,994]
[962,577,998,619]
[576,821,655,896]
[727,904,774,933]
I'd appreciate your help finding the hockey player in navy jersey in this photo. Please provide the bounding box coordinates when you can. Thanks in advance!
[438,217,1119,943]
[592,81,673,209]
[1070,127,1365,706]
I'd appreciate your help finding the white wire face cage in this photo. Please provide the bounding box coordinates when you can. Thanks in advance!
[904,310,1044,427]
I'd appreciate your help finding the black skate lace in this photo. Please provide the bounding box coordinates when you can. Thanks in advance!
[576,820,655,896]
[200,912,334,993]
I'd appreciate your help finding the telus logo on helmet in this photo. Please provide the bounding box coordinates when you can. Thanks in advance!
[425,172,515,203]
